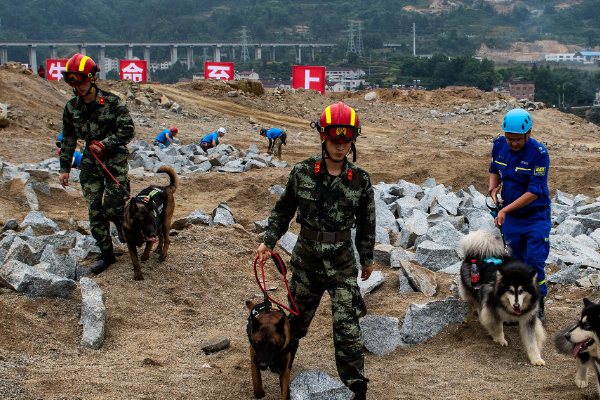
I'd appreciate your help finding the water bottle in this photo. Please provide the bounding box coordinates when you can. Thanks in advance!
[470,259,480,288]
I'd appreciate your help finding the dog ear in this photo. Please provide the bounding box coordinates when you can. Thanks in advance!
[251,312,262,331]
[584,298,594,308]
[496,266,505,282]
[129,200,138,213]
[246,300,256,311]
[275,314,286,333]
[528,269,537,283]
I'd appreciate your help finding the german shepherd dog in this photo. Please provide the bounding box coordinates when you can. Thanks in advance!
[458,229,546,365]
[555,298,600,394]
[121,165,177,281]
[246,300,295,400]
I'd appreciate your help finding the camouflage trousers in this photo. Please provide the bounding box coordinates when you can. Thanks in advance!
[273,138,283,159]
[287,237,367,388]
[79,153,130,253]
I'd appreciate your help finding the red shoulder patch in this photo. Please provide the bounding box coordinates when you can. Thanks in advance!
[315,162,321,173]
[347,169,353,181]
[99,97,104,105]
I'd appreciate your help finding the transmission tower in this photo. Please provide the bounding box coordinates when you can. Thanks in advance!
[346,21,355,55]
[240,26,250,62]
[356,21,364,56]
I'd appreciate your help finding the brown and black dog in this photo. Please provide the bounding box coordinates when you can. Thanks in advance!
[121,165,177,280]
[246,299,296,400]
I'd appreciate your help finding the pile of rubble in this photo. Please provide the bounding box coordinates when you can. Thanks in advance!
[127,140,289,177]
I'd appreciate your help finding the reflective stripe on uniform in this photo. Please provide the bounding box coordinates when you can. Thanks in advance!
[538,279,546,285]
[79,56,90,72]
[494,160,507,166]
[515,167,531,172]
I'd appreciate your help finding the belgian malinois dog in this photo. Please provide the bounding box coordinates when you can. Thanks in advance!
[121,165,177,280]
[246,300,295,400]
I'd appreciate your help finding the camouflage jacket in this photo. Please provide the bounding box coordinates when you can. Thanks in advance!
[60,89,135,173]
[264,156,376,268]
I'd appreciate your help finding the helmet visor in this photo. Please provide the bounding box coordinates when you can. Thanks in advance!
[322,125,359,142]
[62,71,89,86]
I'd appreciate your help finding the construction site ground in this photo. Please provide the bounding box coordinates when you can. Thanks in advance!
[2,66,600,399]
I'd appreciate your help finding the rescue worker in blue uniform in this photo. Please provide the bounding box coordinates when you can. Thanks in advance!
[200,127,225,151]
[489,108,551,323]
[260,127,287,160]
[154,126,178,149]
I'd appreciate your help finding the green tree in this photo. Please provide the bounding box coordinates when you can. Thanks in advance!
[477,72,494,91]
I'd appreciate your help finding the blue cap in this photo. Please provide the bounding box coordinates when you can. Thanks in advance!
[502,109,532,134]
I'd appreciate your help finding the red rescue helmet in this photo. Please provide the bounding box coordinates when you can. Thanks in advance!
[170,126,178,133]
[311,102,361,144]
[62,54,99,86]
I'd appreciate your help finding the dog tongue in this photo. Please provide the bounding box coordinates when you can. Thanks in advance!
[513,307,522,315]
[574,343,583,359]
[146,237,157,243]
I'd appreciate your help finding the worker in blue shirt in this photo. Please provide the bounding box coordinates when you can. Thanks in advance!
[56,132,84,169]
[260,127,287,160]
[154,126,178,149]
[489,108,551,323]
[200,127,226,151]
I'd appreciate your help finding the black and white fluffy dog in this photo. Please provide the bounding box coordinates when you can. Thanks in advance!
[458,229,546,366]
[555,298,600,394]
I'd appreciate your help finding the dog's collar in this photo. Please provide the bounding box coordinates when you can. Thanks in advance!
[250,301,284,317]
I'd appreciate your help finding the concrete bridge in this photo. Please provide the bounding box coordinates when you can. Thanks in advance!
[0,41,338,79]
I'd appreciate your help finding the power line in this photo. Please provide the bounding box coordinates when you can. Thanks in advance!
[347,21,355,55]
[356,21,364,56]
[240,26,250,62]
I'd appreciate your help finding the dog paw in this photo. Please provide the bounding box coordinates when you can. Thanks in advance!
[253,390,265,399]
[134,274,145,281]
[530,357,545,366]
[158,255,166,262]
[141,254,150,261]
[575,378,588,388]
[494,338,508,347]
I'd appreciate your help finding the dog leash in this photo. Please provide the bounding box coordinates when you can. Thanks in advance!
[89,145,132,199]
[254,253,300,316]
[486,193,508,252]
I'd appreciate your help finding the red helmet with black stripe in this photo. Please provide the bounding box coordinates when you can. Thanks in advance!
[63,54,99,87]
[312,102,361,143]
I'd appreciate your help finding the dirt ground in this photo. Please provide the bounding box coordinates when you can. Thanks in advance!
[2,65,600,399]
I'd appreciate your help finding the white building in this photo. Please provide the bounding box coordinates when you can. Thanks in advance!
[325,67,366,91]
[160,61,170,70]
[149,62,159,73]
[104,57,119,72]
[544,53,585,62]
[235,70,260,80]
[325,81,346,92]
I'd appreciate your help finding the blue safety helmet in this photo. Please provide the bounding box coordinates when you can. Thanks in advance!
[502,109,532,134]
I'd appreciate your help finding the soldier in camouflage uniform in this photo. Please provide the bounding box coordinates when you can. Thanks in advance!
[257,102,376,400]
[59,54,135,274]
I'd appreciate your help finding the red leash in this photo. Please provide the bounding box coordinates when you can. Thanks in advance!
[254,253,299,316]
[89,145,132,199]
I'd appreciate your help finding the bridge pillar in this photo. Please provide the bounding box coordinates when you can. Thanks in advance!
[186,46,194,69]
[28,45,37,70]
[214,45,221,62]
[270,46,275,61]
[0,46,7,65]
[50,45,57,59]
[295,45,302,64]
[98,46,106,80]
[125,45,133,60]
[144,46,151,77]
[77,45,86,56]
[255,46,262,60]
[311,46,315,62]
[170,45,178,65]
[231,46,235,61]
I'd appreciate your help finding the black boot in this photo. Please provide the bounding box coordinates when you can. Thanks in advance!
[91,249,116,275]
[538,296,546,324]
[349,380,367,400]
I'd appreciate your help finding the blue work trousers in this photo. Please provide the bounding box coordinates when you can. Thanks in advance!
[502,207,551,297]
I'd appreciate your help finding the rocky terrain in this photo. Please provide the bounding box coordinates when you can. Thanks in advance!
[2,62,600,399]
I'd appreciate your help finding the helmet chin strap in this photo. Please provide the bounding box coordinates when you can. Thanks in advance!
[321,140,355,163]
[72,80,97,98]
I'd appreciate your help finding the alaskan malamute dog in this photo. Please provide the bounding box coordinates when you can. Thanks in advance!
[555,298,600,394]
[458,229,546,365]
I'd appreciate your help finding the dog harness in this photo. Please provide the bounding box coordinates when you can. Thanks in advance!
[246,300,294,357]
[135,187,167,229]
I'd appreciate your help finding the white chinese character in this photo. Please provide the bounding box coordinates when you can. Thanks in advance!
[207,65,231,80]
[122,62,144,82]
[49,62,66,81]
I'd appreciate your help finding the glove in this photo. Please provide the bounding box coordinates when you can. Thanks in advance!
[90,140,105,156]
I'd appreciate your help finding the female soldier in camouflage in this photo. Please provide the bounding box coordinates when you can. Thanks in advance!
[257,102,376,400]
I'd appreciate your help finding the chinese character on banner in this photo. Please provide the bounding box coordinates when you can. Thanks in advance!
[292,66,326,94]
[46,59,69,81]
[120,60,147,82]
[204,62,234,81]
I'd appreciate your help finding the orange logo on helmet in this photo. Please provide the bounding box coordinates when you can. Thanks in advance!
[336,127,347,137]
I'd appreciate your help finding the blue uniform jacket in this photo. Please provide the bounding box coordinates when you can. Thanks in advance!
[202,132,219,143]
[266,128,284,139]
[155,129,172,143]
[489,136,551,214]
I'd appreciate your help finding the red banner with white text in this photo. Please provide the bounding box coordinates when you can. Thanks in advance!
[204,62,234,80]
[292,66,326,94]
